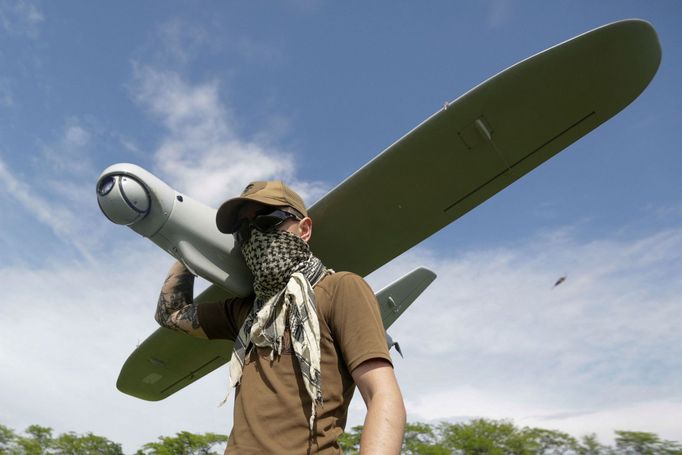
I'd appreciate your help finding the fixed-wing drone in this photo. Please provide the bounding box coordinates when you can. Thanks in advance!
[96,19,660,401]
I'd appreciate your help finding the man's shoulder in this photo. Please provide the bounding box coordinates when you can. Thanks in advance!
[314,271,377,315]
[315,271,367,294]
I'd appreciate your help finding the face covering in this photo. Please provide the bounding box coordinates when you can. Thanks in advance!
[239,229,315,301]
[230,228,331,429]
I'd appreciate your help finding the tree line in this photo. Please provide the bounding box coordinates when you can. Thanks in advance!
[341,419,682,454]
[2,419,681,454]
[0,425,226,455]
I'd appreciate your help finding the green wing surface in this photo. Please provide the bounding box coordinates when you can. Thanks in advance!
[117,19,660,401]
[116,329,233,402]
[116,287,233,401]
[309,19,660,275]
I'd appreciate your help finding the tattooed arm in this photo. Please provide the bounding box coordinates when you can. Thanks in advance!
[155,261,208,339]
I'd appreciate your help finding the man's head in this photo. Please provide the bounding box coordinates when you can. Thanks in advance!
[216,180,312,244]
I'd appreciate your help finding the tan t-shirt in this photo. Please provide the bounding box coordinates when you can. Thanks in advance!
[198,271,392,454]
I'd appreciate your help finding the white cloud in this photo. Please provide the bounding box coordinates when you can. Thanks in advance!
[0,119,118,262]
[525,400,682,445]
[64,125,91,148]
[400,388,682,445]
[0,245,234,453]
[0,156,95,261]
[288,178,331,208]
[0,0,44,38]
[36,120,96,176]
[405,386,552,423]
[357,225,682,443]
[131,65,299,207]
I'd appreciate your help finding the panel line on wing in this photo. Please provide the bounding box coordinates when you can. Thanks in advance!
[443,111,596,213]
[160,356,225,394]
[512,111,597,168]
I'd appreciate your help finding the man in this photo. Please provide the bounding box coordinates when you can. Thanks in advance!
[155,180,406,454]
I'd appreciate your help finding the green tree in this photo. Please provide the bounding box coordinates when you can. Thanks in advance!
[577,433,610,455]
[440,418,532,454]
[337,425,362,454]
[615,430,682,455]
[520,427,579,454]
[402,422,449,455]
[51,432,123,455]
[4,420,682,455]
[1,424,20,455]
[136,431,228,455]
[15,425,53,455]
[339,422,451,454]
[1,424,123,455]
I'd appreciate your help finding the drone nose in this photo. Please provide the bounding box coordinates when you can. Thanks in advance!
[96,174,150,225]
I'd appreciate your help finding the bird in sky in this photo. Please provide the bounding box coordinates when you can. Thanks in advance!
[553,276,567,288]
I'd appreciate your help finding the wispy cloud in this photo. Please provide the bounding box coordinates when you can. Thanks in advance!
[64,124,91,148]
[0,120,115,261]
[155,19,209,67]
[125,17,324,207]
[0,156,95,261]
[139,17,283,70]
[36,119,96,173]
[130,64,327,206]
[0,0,44,38]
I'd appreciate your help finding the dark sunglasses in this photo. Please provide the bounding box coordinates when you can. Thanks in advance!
[234,209,300,245]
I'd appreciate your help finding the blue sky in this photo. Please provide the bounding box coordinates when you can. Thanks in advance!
[0,0,680,451]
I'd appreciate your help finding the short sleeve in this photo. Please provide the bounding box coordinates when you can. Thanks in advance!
[329,273,392,373]
[197,297,252,340]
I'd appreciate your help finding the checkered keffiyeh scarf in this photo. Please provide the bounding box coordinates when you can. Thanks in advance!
[228,229,330,428]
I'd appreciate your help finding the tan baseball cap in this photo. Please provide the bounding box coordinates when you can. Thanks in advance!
[215,180,308,233]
